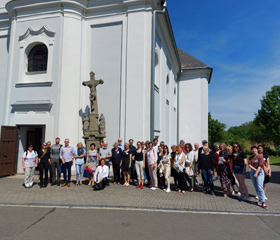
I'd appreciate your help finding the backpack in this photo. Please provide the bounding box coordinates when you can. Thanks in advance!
[25,150,37,158]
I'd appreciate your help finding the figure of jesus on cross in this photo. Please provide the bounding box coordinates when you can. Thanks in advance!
[82,72,104,114]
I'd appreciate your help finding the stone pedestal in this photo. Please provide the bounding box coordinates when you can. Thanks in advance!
[82,72,106,150]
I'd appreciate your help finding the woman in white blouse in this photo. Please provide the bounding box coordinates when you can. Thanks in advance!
[94,158,109,190]
[184,143,194,192]
[175,145,187,193]
[160,145,171,192]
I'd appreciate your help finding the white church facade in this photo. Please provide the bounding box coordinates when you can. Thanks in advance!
[0,0,212,174]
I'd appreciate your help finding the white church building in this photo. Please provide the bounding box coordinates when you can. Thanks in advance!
[0,0,212,174]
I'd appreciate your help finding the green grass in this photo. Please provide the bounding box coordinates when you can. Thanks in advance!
[269,156,280,165]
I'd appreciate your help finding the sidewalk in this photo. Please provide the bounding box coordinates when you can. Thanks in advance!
[1,166,280,214]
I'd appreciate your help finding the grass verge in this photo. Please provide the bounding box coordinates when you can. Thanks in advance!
[269,156,280,165]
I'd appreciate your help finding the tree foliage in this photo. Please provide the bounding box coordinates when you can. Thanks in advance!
[228,121,263,143]
[208,112,227,146]
[254,85,280,145]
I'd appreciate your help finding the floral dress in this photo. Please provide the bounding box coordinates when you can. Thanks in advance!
[88,150,98,174]
[219,151,231,186]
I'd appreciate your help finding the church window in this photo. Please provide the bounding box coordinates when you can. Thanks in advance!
[166,75,170,101]
[28,44,48,72]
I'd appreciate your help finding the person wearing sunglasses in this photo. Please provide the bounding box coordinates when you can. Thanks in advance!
[22,144,38,189]
[258,145,270,200]
[160,145,171,192]
[248,146,267,209]
[231,142,249,201]
[38,142,51,188]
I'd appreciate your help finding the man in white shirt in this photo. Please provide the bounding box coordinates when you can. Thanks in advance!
[98,142,112,171]
[153,138,159,153]
[117,138,124,151]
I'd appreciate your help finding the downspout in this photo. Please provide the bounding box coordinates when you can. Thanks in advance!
[177,75,180,144]
[150,2,166,141]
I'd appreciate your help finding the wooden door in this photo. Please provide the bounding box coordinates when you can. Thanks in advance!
[0,126,18,176]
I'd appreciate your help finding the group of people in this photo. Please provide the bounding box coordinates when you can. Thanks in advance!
[22,137,271,208]
[211,141,271,209]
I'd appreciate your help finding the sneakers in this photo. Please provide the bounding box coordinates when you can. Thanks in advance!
[231,191,235,195]
[255,195,259,200]
[262,203,268,209]
[136,184,141,188]
[140,185,144,189]
[236,192,241,197]
[150,187,157,190]
[265,196,268,200]
[257,200,262,206]
[165,188,171,193]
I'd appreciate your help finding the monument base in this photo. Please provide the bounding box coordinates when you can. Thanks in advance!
[84,134,106,150]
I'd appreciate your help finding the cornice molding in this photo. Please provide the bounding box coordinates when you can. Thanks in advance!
[11,100,53,112]
[18,25,55,41]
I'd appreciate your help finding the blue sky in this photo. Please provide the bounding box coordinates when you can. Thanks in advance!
[167,0,280,128]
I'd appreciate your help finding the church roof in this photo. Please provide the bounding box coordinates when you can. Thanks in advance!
[178,48,210,70]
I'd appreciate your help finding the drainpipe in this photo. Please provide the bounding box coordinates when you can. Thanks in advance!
[150,2,166,141]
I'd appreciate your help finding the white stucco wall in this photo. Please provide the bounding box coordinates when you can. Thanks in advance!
[0,35,9,129]
[178,69,209,146]
[0,0,202,174]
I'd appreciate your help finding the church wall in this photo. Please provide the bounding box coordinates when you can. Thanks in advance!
[153,31,178,146]
[87,20,124,147]
[56,15,83,145]
[5,15,63,146]
[178,70,209,146]
[0,35,9,129]
[125,9,152,143]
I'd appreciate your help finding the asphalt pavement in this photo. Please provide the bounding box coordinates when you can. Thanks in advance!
[0,165,280,240]
[0,207,279,240]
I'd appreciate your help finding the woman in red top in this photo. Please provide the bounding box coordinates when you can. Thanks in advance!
[248,146,267,209]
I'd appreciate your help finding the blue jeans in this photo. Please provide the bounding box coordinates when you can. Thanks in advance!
[250,169,265,202]
[76,164,84,182]
[201,169,213,191]
[62,162,72,183]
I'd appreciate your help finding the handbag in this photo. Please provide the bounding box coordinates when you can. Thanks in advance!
[93,182,103,191]
[83,169,90,178]
[185,166,194,177]
[173,162,184,173]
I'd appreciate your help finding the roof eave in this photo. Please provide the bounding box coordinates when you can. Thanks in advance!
[163,7,182,76]
[181,67,213,84]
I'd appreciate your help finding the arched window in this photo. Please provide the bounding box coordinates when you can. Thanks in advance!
[28,44,48,72]
[166,75,170,101]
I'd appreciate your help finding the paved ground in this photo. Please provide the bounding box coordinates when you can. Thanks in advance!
[0,207,279,240]
[1,165,279,214]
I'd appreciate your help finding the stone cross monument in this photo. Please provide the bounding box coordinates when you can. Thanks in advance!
[82,72,106,149]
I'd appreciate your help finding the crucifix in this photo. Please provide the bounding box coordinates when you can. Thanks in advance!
[82,72,104,114]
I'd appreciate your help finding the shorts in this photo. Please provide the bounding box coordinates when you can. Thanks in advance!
[233,165,244,175]
[264,174,270,184]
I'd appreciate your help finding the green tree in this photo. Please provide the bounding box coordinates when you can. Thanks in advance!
[228,121,263,143]
[254,85,280,145]
[208,112,227,146]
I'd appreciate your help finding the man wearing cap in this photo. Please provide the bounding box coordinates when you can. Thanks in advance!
[198,140,208,158]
